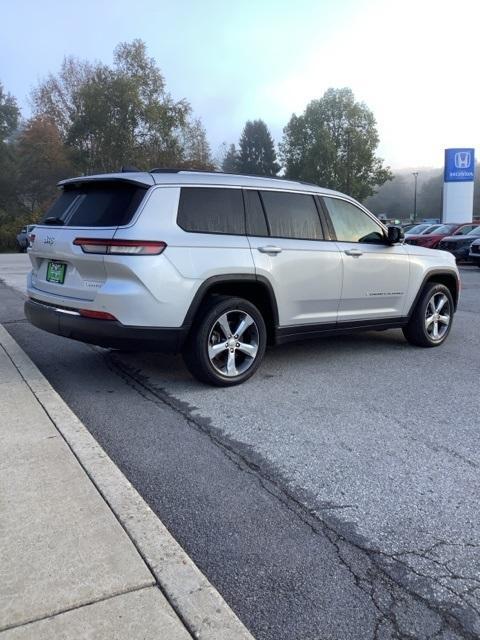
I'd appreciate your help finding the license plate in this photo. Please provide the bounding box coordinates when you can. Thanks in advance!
[46,261,66,284]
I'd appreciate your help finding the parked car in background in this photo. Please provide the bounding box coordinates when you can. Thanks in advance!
[16,225,35,252]
[405,222,479,249]
[404,224,443,244]
[438,226,480,261]
[469,239,480,267]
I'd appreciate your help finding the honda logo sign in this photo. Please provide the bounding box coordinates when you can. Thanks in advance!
[445,148,475,182]
[454,151,472,169]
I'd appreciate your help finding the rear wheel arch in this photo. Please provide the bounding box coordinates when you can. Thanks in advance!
[183,295,268,386]
[183,275,278,345]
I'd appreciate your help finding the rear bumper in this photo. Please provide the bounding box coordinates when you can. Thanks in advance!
[24,298,187,353]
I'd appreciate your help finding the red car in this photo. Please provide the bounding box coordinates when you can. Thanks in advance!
[405,222,480,248]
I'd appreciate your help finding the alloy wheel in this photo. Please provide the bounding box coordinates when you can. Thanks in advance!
[425,292,451,342]
[207,310,259,377]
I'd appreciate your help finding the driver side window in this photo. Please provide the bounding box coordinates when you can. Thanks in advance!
[323,197,385,244]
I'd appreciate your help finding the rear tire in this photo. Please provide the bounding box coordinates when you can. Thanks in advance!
[402,283,453,347]
[183,296,267,386]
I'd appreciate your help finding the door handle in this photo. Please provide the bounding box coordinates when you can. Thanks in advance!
[258,245,282,255]
[344,249,363,257]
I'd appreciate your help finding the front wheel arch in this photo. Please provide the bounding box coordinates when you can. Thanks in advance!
[407,271,459,317]
[403,282,454,348]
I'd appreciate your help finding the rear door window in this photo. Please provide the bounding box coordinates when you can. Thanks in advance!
[41,182,147,227]
[177,187,245,235]
[244,189,268,237]
[260,191,323,240]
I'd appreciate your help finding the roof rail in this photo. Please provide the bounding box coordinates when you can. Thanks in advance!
[149,167,319,188]
[150,167,225,175]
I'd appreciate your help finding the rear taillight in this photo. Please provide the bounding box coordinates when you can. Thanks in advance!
[73,238,167,255]
[79,309,117,320]
[28,233,36,247]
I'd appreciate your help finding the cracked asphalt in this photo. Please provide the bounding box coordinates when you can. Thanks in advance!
[1,257,479,639]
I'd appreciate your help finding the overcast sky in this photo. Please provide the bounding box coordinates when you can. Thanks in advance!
[1,0,478,169]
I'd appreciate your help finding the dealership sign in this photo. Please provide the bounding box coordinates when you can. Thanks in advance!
[444,148,475,182]
[443,147,475,223]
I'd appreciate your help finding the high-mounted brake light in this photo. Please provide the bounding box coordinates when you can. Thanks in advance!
[73,238,167,255]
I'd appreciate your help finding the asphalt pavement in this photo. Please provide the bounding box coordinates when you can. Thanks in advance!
[1,255,479,639]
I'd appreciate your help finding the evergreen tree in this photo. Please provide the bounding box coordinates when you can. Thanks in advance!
[237,120,279,176]
[221,143,239,173]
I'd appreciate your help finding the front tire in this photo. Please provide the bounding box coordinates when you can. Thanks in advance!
[402,283,454,347]
[183,296,267,386]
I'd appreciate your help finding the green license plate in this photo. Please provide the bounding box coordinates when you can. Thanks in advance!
[46,261,66,284]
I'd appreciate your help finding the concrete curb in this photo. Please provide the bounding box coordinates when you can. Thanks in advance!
[0,325,254,640]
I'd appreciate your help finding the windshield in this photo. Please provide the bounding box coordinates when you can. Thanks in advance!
[434,224,457,234]
[406,224,429,234]
[421,225,442,235]
[454,226,475,235]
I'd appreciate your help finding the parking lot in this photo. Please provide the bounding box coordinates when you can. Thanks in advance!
[1,255,479,639]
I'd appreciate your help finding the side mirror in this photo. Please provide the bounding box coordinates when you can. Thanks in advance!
[387,225,404,245]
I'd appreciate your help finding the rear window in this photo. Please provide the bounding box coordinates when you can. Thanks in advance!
[40,181,147,227]
[177,187,245,235]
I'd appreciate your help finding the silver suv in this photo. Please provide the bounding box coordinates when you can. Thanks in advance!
[25,170,460,386]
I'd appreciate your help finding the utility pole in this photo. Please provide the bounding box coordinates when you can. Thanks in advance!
[412,172,419,222]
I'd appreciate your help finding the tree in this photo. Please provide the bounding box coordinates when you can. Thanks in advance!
[0,82,21,212]
[237,120,279,176]
[179,119,214,170]
[16,116,74,211]
[31,57,93,142]
[221,143,239,173]
[280,88,392,201]
[32,40,212,173]
[0,82,20,142]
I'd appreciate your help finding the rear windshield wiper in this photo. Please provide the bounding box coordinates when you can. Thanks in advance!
[43,217,65,226]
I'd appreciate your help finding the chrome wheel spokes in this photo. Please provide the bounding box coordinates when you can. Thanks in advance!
[425,293,450,342]
[207,310,259,377]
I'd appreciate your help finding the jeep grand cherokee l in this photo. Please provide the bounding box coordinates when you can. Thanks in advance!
[24,170,460,386]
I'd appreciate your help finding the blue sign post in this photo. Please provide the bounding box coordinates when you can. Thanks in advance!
[443,148,476,223]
